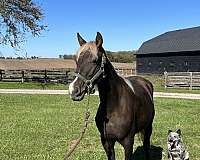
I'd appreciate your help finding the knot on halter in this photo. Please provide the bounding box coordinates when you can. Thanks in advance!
[70,56,106,93]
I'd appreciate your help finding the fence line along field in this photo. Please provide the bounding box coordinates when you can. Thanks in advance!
[0,69,73,83]
[0,59,135,83]
[0,94,199,160]
[164,71,200,90]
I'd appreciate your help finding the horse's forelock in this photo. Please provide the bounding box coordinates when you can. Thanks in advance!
[76,41,98,61]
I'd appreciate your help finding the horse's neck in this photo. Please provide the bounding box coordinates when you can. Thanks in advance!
[97,59,120,103]
[104,59,118,78]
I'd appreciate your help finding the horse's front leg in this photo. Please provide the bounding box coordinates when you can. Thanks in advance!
[101,136,116,160]
[119,134,135,160]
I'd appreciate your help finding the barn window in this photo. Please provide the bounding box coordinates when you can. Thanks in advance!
[138,61,144,66]
[184,61,188,66]
[148,61,152,65]
[170,61,175,67]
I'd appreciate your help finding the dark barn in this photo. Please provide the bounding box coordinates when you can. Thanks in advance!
[136,26,200,74]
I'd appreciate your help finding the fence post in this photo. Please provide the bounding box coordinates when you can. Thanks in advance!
[44,69,47,83]
[164,71,167,89]
[21,70,24,83]
[135,68,137,75]
[190,72,193,90]
[0,70,2,81]
[66,71,69,84]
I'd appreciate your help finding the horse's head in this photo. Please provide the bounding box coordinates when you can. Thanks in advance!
[69,32,105,101]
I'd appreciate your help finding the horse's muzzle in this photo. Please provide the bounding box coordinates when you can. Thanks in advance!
[69,77,96,101]
[70,88,86,101]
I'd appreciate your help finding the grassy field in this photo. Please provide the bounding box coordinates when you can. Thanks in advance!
[0,94,199,160]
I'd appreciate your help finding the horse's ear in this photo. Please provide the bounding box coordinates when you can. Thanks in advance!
[95,32,103,47]
[168,130,172,134]
[176,129,181,135]
[77,33,87,46]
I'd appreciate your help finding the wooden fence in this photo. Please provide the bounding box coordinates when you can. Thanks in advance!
[115,68,135,76]
[0,69,75,84]
[0,68,135,83]
[164,72,200,90]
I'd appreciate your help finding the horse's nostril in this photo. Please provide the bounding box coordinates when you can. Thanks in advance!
[74,86,80,95]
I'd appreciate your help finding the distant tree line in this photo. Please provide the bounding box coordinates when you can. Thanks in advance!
[0,56,39,59]
[59,54,73,59]
[60,50,136,63]
[106,50,136,63]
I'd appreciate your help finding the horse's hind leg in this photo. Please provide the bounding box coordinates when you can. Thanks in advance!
[143,123,152,160]
[101,136,116,160]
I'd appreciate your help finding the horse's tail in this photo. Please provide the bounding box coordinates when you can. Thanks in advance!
[146,79,154,101]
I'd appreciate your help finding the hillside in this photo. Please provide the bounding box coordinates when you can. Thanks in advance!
[0,58,135,70]
[61,50,136,63]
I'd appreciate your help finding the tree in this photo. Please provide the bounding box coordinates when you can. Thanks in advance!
[106,50,136,63]
[0,0,46,48]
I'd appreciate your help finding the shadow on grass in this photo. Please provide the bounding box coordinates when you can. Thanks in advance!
[132,145,163,160]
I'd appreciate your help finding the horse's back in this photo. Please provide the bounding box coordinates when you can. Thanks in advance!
[126,76,154,100]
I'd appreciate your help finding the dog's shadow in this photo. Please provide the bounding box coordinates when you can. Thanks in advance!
[132,145,163,160]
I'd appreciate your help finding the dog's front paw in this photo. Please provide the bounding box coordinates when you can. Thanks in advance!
[185,151,189,160]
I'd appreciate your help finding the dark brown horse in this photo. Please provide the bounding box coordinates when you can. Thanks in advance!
[69,32,155,160]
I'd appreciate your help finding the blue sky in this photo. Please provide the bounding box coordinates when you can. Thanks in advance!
[1,0,200,58]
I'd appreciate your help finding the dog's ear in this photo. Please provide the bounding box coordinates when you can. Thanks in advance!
[176,129,181,135]
[168,130,172,134]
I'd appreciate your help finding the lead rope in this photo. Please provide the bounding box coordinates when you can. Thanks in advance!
[64,87,91,160]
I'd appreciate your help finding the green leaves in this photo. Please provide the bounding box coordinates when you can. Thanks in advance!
[106,50,136,63]
[0,0,47,48]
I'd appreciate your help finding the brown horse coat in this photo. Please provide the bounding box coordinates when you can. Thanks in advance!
[69,32,155,160]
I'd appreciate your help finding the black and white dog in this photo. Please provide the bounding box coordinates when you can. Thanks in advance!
[167,129,189,160]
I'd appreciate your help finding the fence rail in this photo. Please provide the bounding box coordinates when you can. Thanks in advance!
[115,68,135,76]
[0,69,75,84]
[164,72,200,90]
[0,68,135,83]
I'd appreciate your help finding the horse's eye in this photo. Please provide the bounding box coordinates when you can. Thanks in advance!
[92,59,98,63]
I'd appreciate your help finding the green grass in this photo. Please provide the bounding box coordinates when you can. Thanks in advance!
[0,82,67,90]
[0,94,199,159]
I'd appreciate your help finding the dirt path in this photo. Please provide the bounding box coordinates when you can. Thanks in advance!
[0,89,200,99]
[154,92,200,100]
[0,89,68,95]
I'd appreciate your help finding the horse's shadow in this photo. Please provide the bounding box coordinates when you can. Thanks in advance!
[132,145,163,160]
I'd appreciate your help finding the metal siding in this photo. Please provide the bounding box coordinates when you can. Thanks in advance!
[136,52,200,74]
[138,26,200,54]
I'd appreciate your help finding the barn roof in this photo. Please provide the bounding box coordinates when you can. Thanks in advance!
[137,26,200,54]
[0,58,134,70]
